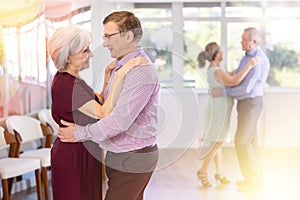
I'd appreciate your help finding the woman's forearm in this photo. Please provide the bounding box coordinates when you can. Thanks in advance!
[216,57,258,86]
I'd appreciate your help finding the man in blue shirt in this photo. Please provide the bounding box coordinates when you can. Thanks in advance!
[212,27,270,192]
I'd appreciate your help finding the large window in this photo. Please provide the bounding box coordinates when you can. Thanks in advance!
[3,16,46,82]
[2,7,91,84]
[135,4,173,88]
[135,1,300,89]
[3,2,300,88]
[182,2,222,88]
[265,19,300,87]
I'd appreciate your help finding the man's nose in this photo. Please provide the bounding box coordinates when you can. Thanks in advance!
[103,40,108,47]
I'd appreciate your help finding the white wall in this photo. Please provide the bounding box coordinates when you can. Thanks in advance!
[157,89,300,149]
[262,90,300,147]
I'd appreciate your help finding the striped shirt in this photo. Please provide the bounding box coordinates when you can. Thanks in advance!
[74,47,160,153]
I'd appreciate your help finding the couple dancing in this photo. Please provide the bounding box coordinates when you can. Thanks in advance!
[197,27,270,192]
[49,11,160,200]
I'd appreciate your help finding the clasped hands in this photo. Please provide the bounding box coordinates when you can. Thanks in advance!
[210,87,223,97]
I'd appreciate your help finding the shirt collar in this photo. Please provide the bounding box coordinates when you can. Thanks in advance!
[114,47,144,71]
[246,45,259,56]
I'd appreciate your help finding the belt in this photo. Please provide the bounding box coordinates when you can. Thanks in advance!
[130,144,157,153]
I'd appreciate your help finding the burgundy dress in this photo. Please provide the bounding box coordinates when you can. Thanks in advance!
[51,72,102,200]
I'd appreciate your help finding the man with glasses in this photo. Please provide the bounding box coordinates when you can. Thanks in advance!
[58,10,160,200]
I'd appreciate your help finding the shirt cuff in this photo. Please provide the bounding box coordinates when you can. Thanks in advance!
[224,87,230,97]
[74,122,104,143]
[74,125,85,142]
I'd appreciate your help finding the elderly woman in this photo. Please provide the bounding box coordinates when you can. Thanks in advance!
[48,25,148,200]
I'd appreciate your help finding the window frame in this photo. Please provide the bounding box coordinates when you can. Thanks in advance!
[134,1,300,90]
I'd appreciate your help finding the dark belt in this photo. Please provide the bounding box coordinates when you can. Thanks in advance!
[129,144,157,153]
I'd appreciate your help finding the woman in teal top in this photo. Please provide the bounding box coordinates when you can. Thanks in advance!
[196,42,258,187]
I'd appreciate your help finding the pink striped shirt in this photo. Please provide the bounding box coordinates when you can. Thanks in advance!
[74,48,160,153]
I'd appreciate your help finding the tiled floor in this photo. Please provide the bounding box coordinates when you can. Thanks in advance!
[9,147,300,200]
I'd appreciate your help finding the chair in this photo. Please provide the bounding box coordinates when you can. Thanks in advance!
[38,109,59,148]
[0,126,42,200]
[5,115,51,200]
[38,109,107,181]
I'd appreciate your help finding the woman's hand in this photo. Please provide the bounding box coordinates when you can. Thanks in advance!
[117,57,150,77]
[248,56,260,67]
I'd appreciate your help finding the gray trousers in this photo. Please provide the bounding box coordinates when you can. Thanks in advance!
[235,97,263,185]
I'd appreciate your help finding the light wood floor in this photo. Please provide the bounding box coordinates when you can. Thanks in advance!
[10,147,300,200]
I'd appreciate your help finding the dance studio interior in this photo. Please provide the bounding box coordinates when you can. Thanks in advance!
[0,0,300,199]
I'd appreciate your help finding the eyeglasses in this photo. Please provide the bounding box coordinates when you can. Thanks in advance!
[102,32,122,40]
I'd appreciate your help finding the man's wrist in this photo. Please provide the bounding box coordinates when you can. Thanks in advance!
[224,87,230,96]
[74,122,104,143]
[74,125,84,142]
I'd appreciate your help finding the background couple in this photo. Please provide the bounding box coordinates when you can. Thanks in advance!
[196,27,270,192]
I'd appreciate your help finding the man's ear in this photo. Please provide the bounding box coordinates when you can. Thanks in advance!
[252,39,258,45]
[126,31,134,42]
